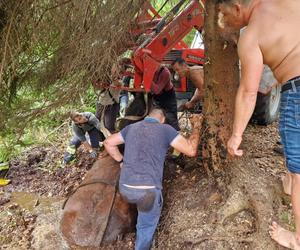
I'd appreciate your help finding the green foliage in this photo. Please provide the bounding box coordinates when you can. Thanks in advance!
[0,85,97,162]
[0,0,199,162]
[151,0,197,46]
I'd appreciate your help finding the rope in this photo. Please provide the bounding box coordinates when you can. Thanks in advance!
[62,168,120,246]
[62,178,117,209]
[95,174,119,246]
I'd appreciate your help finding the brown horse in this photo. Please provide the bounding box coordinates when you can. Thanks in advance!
[60,155,136,247]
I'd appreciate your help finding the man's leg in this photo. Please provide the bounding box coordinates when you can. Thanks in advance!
[282,172,292,195]
[63,137,81,164]
[70,136,82,148]
[164,90,180,131]
[292,173,300,245]
[270,173,300,249]
[104,103,120,133]
[88,128,105,149]
[135,189,162,250]
[270,87,300,249]
[154,90,179,131]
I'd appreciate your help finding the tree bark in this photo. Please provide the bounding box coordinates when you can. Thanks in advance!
[201,2,281,249]
[203,0,239,174]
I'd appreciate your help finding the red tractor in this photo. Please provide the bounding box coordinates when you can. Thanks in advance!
[104,0,281,126]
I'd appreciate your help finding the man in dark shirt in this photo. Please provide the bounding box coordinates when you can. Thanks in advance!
[63,111,105,164]
[151,66,180,131]
[104,108,202,250]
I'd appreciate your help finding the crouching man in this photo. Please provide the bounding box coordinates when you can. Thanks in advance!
[104,108,202,250]
[63,111,105,164]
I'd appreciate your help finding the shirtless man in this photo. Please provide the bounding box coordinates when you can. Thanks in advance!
[218,0,300,249]
[171,58,204,110]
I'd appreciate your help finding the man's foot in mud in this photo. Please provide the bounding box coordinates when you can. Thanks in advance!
[269,222,300,249]
[282,173,292,195]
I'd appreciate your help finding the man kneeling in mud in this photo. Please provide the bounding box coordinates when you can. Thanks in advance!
[104,108,202,250]
[63,111,105,164]
[219,0,300,249]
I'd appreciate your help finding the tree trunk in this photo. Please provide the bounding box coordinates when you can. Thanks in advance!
[203,0,239,174]
[201,2,281,249]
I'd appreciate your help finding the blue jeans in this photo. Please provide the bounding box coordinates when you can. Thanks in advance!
[70,128,104,149]
[279,83,300,174]
[63,128,104,163]
[119,184,163,250]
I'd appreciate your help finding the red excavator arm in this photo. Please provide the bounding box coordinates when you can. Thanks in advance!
[132,0,205,92]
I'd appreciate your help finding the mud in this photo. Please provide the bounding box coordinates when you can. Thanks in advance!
[0,122,292,249]
[4,145,96,197]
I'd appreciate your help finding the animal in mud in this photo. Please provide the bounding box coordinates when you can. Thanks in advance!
[61,94,152,247]
[61,156,136,247]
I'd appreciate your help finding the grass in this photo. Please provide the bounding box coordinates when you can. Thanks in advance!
[279,210,295,231]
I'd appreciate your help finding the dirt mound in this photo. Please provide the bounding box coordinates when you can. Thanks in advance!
[154,123,290,250]
[0,123,292,250]
[3,146,96,197]
[0,203,36,249]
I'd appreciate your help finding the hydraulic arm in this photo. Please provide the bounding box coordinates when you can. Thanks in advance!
[132,0,205,92]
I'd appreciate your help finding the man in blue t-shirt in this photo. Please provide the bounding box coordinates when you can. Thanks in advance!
[104,108,202,250]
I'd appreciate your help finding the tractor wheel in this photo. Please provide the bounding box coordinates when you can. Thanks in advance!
[251,84,281,125]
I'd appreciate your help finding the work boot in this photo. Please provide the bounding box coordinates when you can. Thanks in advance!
[63,145,76,164]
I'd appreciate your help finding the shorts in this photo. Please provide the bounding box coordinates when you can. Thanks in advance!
[279,80,300,174]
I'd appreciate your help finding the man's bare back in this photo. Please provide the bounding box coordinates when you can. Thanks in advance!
[189,65,204,90]
[172,59,204,109]
[220,0,300,249]
[245,0,300,83]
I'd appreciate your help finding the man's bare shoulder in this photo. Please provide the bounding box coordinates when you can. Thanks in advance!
[189,66,203,73]
[238,27,259,51]
[190,65,203,70]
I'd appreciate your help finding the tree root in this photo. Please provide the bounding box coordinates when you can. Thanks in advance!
[218,188,249,224]
[191,235,254,246]
[213,157,282,249]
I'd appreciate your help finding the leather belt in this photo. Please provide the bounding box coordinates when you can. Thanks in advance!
[281,77,300,93]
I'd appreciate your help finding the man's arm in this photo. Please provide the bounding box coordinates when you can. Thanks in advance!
[184,68,204,109]
[103,132,124,162]
[72,124,94,151]
[88,113,101,131]
[72,124,86,142]
[170,114,203,157]
[227,31,264,156]
[184,89,202,109]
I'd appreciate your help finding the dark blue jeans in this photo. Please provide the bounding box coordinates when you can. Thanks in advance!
[279,83,300,174]
[70,128,104,149]
[119,184,163,250]
[152,88,180,131]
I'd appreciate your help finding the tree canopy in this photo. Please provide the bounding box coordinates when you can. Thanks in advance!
[0,0,147,133]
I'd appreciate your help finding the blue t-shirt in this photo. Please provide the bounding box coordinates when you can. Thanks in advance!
[120,117,179,189]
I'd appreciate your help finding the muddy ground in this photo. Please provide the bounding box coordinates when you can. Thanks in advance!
[0,122,293,250]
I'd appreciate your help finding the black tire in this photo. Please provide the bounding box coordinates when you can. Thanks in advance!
[251,84,281,125]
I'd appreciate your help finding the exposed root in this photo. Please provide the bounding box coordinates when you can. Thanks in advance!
[211,156,283,249]
[218,188,249,224]
[190,235,254,246]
